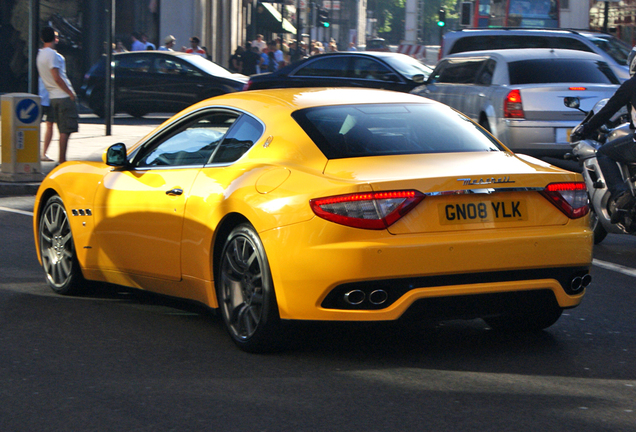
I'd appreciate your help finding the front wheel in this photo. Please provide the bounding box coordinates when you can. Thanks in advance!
[216,224,283,352]
[38,195,86,295]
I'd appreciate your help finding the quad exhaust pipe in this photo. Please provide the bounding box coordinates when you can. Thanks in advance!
[344,289,389,306]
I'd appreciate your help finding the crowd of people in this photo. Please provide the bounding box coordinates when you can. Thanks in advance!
[227,35,351,75]
[113,31,353,75]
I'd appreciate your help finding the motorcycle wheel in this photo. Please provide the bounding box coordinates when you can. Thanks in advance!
[590,207,608,244]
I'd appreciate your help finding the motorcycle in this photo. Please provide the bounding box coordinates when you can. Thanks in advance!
[564,96,636,244]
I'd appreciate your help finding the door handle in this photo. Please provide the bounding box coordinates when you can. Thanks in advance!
[166,188,183,196]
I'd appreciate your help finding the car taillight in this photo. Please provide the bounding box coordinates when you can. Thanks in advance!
[541,182,589,219]
[243,81,252,91]
[504,89,524,119]
[310,190,424,230]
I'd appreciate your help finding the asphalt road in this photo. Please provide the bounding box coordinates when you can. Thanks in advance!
[1,196,635,432]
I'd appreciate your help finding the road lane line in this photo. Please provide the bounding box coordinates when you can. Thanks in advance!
[593,259,636,278]
[0,206,33,217]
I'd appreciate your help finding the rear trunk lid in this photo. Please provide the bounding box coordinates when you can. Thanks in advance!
[323,152,582,234]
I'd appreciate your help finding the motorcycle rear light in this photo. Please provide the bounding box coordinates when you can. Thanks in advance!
[504,89,524,119]
[310,190,424,230]
[541,182,589,219]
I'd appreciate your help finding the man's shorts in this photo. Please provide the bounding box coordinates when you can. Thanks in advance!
[41,105,56,123]
[51,97,79,134]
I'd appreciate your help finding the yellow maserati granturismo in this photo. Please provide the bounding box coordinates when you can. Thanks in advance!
[34,88,593,352]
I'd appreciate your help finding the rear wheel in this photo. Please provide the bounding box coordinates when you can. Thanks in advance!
[479,115,491,133]
[484,303,563,332]
[590,207,608,244]
[216,223,283,352]
[38,195,87,295]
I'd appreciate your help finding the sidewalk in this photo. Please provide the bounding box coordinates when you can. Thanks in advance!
[0,118,158,196]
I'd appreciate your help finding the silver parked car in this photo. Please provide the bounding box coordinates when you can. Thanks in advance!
[411,49,620,159]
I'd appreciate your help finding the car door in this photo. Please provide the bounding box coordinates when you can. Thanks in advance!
[151,56,209,111]
[115,55,154,111]
[91,110,238,280]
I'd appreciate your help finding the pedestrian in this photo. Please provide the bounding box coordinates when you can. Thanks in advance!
[229,46,244,73]
[115,40,128,53]
[241,44,260,75]
[130,31,145,51]
[159,35,176,51]
[348,42,357,51]
[36,26,78,164]
[185,36,206,57]
[38,77,54,161]
[141,33,156,50]
[267,40,284,71]
[257,47,269,74]
[251,34,267,53]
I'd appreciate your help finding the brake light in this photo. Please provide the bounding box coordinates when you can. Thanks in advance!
[569,87,587,91]
[310,190,424,230]
[243,81,253,91]
[540,182,589,219]
[504,89,524,119]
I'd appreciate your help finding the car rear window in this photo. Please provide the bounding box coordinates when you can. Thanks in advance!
[292,104,503,159]
[507,59,620,85]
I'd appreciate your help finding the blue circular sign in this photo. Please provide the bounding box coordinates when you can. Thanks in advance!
[16,99,40,124]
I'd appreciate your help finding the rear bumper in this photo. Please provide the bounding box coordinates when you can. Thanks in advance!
[497,119,577,156]
[261,217,593,321]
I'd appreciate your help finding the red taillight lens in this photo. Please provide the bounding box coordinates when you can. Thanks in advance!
[541,182,589,219]
[310,190,424,230]
[504,89,524,119]
[569,87,587,91]
[243,81,252,91]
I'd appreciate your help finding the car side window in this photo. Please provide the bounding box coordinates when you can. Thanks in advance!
[154,58,203,77]
[352,58,397,81]
[436,59,486,84]
[210,115,264,164]
[134,112,238,168]
[551,38,594,53]
[117,56,151,73]
[475,59,496,85]
[293,56,350,77]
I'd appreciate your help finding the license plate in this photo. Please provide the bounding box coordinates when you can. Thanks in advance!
[556,128,573,143]
[439,199,528,225]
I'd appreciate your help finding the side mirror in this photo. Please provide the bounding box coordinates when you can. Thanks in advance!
[563,97,580,109]
[104,143,128,166]
[412,74,425,84]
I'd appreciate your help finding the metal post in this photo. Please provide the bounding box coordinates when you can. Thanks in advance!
[29,0,40,95]
[105,0,115,136]
[603,1,609,34]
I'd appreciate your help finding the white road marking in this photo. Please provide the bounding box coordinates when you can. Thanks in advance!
[593,259,636,278]
[0,206,33,217]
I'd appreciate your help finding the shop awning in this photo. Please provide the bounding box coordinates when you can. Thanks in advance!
[257,2,296,34]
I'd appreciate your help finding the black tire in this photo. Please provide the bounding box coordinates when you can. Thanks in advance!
[88,88,105,118]
[479,116,491,133]
[38,195,87,295]
[590,207,608,244]
[125,108,148,118]
[216,223,284,353]
[484,306,563,332]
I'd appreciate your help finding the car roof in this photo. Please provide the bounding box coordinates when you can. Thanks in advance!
[298,51,408,60]
[444,48,608,62]
[112,51,198,58]
[447,28,602,37]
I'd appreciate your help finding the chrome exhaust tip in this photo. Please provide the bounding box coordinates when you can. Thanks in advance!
[570,276,583,292]
[581,274,592,288]
[369,289,388,305]
[344,290,365,305]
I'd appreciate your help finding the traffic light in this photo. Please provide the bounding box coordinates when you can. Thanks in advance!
[318,8,330,28]
[437,9,446,27]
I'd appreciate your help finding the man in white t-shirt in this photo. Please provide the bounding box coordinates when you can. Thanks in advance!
[36,26,78,164]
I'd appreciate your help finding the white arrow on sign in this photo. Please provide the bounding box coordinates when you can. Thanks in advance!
[19,101,37,121]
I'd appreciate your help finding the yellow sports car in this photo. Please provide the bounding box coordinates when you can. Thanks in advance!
[34,88,593,352]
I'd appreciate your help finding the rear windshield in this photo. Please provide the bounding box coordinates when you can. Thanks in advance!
[292,104,502,159]
[508,59,619,85]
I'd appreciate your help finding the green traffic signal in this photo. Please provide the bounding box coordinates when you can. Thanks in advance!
[438,8,446,27]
